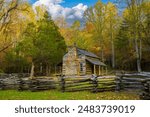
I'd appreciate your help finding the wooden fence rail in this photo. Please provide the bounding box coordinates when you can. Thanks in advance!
[0,73,150,100]
[0,77,57,91]
[0,79,4,90]
[59,75,116,93]
[140,80,150,100]
[116,74,150,99]
[18,78,57,92]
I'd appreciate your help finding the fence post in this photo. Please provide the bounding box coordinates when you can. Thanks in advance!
[91,74,98,93]
[29,79,36,92]
[17,78,23,91]
[140,80,150,100]
[0,79,3,90]
[60,75,65,92]
[116,75,122,92]
[146,81,150,99]
[0,79,4,90]
[140,80,147,99]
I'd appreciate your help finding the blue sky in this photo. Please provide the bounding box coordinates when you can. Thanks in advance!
[30,0,110,7]
[60,0,99,7]
[30,0,114,25]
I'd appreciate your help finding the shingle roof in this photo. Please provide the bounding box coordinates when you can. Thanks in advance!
[77,48,106,66]
[77,48,99,58]
[64,46,106,66]
[86,57,106,66]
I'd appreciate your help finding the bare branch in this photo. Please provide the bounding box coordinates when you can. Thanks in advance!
[0,40,17,53]
[0,0,19,31]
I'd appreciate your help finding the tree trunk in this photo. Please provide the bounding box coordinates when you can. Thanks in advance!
[30,62,35,79]
[55,65,56,74]
[111,37,115,68]
[139,38,142,63]
[40,63,43,74]
[135,38,142,72]
[49,66,51,76]
[99,36,104,62]
[46,65,48,76]
[101,44,104,62]
[46,65,51,76]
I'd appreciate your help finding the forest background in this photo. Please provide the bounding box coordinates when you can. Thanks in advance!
[0,0,150,76]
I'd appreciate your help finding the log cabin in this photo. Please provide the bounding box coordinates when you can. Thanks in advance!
[62,44,107,76]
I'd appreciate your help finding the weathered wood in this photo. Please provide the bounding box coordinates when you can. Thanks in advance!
[60,75,116,93]
[2,72,150,98]
[0,80,5,90]
[28,78,57,92]
[121,81,141,85]
[97,78,115,81]
[123,85,143,89]
[65,79,91,84]
[117,73,150,99]
[86,62,93,75]
[60,76,65,92]
[141,80,150,99]
[97,81,116,85]
[65,83,91,88]
[99,66,101,75]
[66,85,93,90]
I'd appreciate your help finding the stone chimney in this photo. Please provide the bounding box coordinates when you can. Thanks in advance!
[67,43,77,58]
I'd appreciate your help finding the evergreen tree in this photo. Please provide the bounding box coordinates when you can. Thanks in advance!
[17,11,66,78]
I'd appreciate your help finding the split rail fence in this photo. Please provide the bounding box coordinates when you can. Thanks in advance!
[0,73,150,99]
[116,73,150,99]
[59,76,116,93]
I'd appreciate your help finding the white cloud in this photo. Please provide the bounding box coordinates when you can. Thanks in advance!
[33,0,88,25]
[34,0,63,5]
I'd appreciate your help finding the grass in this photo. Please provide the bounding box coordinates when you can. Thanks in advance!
[0,90,139,100]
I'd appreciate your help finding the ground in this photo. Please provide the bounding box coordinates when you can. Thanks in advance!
[0,90,139,100]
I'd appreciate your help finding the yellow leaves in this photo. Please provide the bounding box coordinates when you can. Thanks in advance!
[105,2,118,22]
[123,9,129,18]
[0,2,37,55]
[106,2,117,14]
[123,0,149,26]
[85,22,94,33]
[35,5,47,20]
[95,0,104,9]
[95,47,101,52]
[141,1,150,14]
